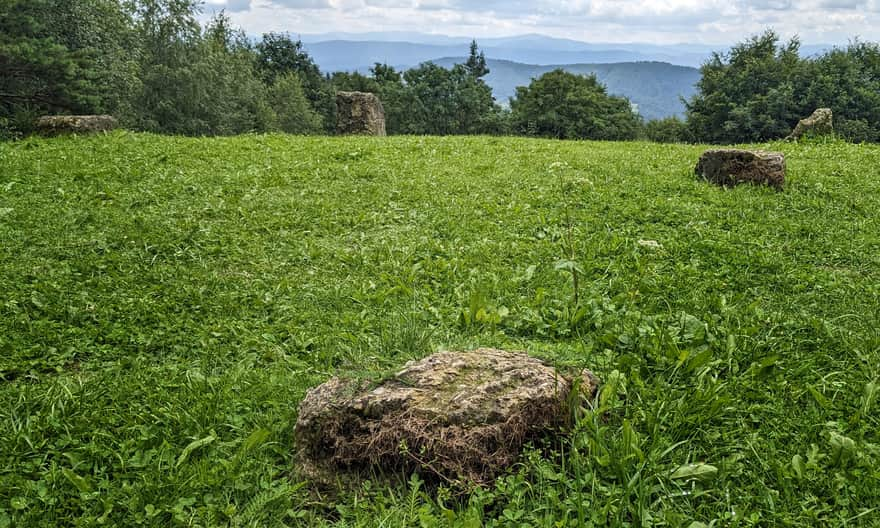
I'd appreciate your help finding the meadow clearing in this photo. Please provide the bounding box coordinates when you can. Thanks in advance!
[1,133,879,526]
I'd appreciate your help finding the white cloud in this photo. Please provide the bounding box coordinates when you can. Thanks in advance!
[204,0,252,12]
[203,0,880,45]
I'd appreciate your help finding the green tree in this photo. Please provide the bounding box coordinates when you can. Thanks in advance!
[464,40,489,79]
[401,62,501,135]
[268,72,323,134]
[331,71,380,94]
[372,63,401,85]
[128,4,271,136]
[363,42,502,136]
[807,42,880,142]
[369,63,411,135]
[645,117,693,143]
[256,33,334,132]
[685,30,809,143]
[256,33,320,85]
[130,0,205,133]
[510,69,641,140]
[0,0,106,136]
[45,0,141,123]
[197,12,274,135]
[684,31,880,144]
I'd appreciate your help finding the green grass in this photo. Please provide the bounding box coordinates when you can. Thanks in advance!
[1,132,879,527]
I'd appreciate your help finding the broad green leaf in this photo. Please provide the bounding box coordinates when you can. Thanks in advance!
[808,386,830,409]
[62,468,93,493]
[791,454,805,479]
[176,435,217,468]
[242,428,271,453]
[863,380,878,414]
[670,463,718,481]
[554,259,584,274]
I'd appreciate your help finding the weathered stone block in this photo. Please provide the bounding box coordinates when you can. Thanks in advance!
[36,115,117,136]
[787,108,833,141]
[695,149,786,190]
[294,349,598,485]
[336,91,386,136]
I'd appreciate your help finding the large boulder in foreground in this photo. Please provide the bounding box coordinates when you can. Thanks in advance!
[695,149,786,190]
[36,115,117,136]
[294,349,598,485]
[335,91,386,136]
[787,108,833,141]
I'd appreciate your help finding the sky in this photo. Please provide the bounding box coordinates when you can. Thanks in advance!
[201,0,880,45]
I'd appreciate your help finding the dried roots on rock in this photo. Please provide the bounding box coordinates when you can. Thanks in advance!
[294,349,599,487]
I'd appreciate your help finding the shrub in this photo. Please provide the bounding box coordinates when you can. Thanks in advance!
[645,117,693,143]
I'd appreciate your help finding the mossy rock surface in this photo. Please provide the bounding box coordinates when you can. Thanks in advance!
[35,115,117,136]
[695,149,786,190]
[335,91,386,136]
[294,349,598,486]
[787,108,834,140]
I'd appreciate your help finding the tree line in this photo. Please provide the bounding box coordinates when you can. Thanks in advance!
[1,0,878,143]
[682,31,880,144]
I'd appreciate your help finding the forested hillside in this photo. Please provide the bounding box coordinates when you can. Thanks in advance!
[435,58,701,120]
[301,37,710,70]
[1,1,878,143]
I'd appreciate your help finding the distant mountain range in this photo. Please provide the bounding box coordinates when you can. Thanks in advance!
[301,38,712,71]
[297,32,833,121]
[299,32,834,69]
[435,58,700,121]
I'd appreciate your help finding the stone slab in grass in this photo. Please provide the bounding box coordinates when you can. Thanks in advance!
[695,149,786,190]
[787,108,833,141]
[294,348,598,486]
[36,115,117,136]
[335,91,386,136]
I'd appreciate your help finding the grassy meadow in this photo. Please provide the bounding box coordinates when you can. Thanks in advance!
[1,133,879,526]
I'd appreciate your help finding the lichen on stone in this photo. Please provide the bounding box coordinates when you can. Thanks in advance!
[294,348,599,487]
